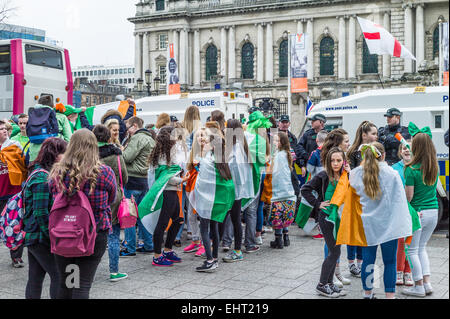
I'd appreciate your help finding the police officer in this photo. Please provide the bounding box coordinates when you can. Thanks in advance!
[378,107,411,166]
[296,113,327,177]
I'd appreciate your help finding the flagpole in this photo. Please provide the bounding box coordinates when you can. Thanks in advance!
[439,22,443,87]
[377,73,385,89]
[288,32,292,119]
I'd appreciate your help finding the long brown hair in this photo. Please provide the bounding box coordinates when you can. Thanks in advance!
[208,130,232,180]
[361,142,385,200]
[183,105,201,134]
[211,110,225,132]
[405,133,438,186]
[347,121,377,161]
[156,113,170,129]
[321,128,348,165]
[50,129,102,195]
[149,126,176,167]
[324,147,346,180]
[225,119,249,160]
[276,132,293,169]
[187,127,207,171]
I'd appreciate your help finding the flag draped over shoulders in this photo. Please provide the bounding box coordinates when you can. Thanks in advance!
[0,141,27,186]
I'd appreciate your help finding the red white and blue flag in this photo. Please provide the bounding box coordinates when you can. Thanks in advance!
[357,16,416,60]
[306,97,314,116]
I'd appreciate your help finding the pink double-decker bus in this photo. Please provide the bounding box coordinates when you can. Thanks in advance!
[0,38,73,117]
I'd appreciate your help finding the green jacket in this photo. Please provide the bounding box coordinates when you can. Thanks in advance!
[28,105,72,162]
[123,129,155,179]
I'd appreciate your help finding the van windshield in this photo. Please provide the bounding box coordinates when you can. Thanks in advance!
[0,45,11,75]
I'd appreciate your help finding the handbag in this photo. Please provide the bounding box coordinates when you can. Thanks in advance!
[116,156,138,229]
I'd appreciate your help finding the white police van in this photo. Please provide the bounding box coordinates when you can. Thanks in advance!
[133,91,252,125]
[304,86,449,223]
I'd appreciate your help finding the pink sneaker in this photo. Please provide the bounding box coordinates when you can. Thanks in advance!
[184,242,201,253]
[195,245,205,257]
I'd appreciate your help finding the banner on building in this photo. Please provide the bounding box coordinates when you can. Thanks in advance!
[440,22,449,86]
[167,43,181,95]
[289,33,308,93]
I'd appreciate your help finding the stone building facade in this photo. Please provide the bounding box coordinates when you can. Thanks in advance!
[129,0,448,134]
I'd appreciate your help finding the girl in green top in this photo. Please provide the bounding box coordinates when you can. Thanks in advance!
[402,132,439,298]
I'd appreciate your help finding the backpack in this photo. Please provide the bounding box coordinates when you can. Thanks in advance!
[0,169,48,250]
[49,181,97,258]
[27,106,59,144]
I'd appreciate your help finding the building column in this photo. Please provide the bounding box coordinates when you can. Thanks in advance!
[266,22,274,82]
[306,18,314,80]
[257,23,265,82]
[415,3,425,70]
[221,27,228,83]
[338,16,347,79]
[228,25,236,81]
[383,11,391,78]
[134,32,142,81]
[172,29,179,64]
[142,32,150,76]
[404,3,414,73]
[179,28,188,85]
[297,19,304,35]
[348,15,356,79]
[193,29,201,87]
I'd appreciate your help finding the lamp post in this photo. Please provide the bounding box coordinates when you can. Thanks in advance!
[153,76,161,96]
[145,69,152,96]
[136,78,144,96]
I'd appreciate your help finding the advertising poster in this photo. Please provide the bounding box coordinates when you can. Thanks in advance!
[290,33,308,93]
[167,43,181,95]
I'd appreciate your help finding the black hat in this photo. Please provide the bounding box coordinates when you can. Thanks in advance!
[279,115,290,122]
[249,106,260,114]
[170,115,178,122]
[384,108,402,117]
[309,113,327,123]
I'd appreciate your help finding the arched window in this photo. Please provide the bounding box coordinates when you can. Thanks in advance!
[433,26,440,60]
[205,44,218,81]
[156,0,165,11]
[320,37,334,76]
[362,40,378,74]
[241,42,254,79]
[279,40,288,78]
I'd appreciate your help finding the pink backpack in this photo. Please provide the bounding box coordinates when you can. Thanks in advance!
[49,181,97,257]
[116,156,137,229]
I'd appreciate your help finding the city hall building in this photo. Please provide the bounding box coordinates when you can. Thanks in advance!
[129,0,448,133]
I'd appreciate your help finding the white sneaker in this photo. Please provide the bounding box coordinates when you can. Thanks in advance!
[255,236,263,245]
[396,271,404,285]
[424,282,433,295]
[333,274,344,288]
[335,272,351,285]
[403,273,414,286]
[402,285,426,297]
[263,226,273,233]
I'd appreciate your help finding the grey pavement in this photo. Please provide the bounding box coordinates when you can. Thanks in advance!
[0,226,448,300]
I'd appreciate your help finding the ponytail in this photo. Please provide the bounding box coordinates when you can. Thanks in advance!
[360,142,385,200]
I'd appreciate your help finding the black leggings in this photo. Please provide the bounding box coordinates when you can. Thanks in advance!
[200,217,219,261]
[153,191,183,255]
[26,244,60,299]
[218,199,243,251]
[54,231,108,299]
[318,211,341,285]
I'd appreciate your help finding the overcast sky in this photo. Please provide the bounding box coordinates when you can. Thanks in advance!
[8,0,136,67]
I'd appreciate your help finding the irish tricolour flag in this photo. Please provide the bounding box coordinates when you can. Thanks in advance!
[74,100,136,129]
[357,16,416,60]
[138,165,182,234]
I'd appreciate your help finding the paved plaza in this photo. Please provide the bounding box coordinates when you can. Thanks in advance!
[0,226,448,300]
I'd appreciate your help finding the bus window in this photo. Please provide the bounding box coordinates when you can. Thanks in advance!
[25,44,63,70]
[0,45,11,75]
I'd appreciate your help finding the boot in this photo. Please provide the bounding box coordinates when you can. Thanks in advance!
[283,233,290,247]
[270,235,283,249]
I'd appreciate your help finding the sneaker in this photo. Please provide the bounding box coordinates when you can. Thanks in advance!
[186,232,193,240]
[335,272,351,285]
[330,283,347,296]
[184,242,201,253]
[136,247,154,254]
[137,241,144,249]
[404,273,414,287]
[396,271,404,285]
[263,226,273,233]
[402,285,426,297]
[222,245,231,252]
[424,282,433,295]
[174,240,182,248]
[110,272,128,282]
[333,275,344,288]
[312,233,324,240]
[363,292,377,299]
[244,246,260,253]
[119,249,136,258]
[152,256,173,267]
[349,263,361,277]
[120,240,127,249]
[196,260,218,273]
[12,258,24,268]
[222,250,244,263]
[255,236,263,245]
[195,245,205,257]
[163,250,182,263]
[316,283,340,298]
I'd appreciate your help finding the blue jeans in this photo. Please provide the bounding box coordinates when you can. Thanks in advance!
[347,245,363,261]
[256,174,265,233]
[274,228,289,235]
[108,224,121,273]
[124,188,153,253]
[361,239,398,293]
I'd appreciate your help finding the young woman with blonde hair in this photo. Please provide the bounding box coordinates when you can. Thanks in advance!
[49,129,117,299]
[104,118,122,150]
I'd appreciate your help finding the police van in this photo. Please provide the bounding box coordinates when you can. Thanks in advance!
[304,86,449,223]
[133,91,252,125]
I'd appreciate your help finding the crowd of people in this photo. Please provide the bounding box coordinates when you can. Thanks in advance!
[0,95,445,299]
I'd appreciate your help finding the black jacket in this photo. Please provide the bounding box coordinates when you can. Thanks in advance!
[300,170,330,221]
[348,151,362,170]
[296,128,319,168]
[378,124,411,166]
